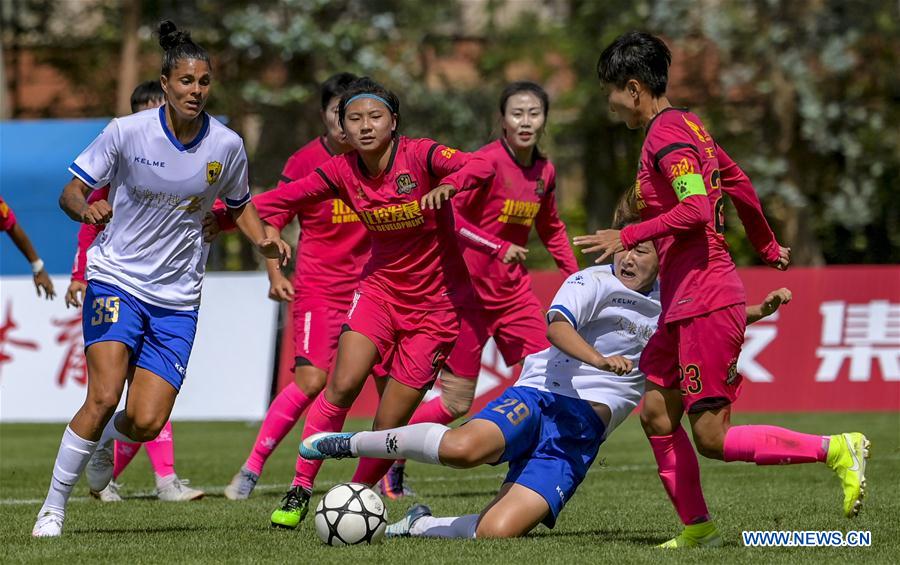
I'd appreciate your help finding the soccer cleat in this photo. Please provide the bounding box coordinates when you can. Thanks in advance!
[299,432,356,460]
[658,521,723,548]
[826,432,870,518]
[32,510,64,538]
[270,486,311,529]
[385,504,432,538]
[379,462,416,500]
[156,475,205,501]
[85,440,115,492]
[224,466,259,501]
[90,480,123,502]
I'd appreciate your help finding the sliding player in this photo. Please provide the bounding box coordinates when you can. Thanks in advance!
[32,20,288,537]
[577,31,869,547]
[380,81,579,499]
[1,196,55,299]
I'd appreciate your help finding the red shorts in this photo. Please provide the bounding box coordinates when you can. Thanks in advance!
[447,291,550,380]
[640,303,746,414]
[344,292,460,390]
[292,298,346,371]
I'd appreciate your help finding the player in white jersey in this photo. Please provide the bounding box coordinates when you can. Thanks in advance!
[32,20,289,538]
[300,239,791,539]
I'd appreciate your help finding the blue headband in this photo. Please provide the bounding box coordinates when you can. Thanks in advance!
[345,93,393,111]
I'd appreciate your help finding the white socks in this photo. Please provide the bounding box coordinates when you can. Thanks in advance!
[410,514,479,539]
[350,423,449,465]
[99,411,133,445]
[41,426,98,515]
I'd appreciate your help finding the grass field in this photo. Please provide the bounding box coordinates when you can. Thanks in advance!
[2,413,898,564]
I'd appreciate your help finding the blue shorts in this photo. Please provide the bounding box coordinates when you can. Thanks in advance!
[471,386,606,528]
[83,280,198,391]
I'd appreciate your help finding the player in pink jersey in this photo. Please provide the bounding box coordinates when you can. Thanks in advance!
[0,196,55,299]
[576,31,869,547]
[220,73,371,501]
[259,77,499,529]
[381,82,580,499]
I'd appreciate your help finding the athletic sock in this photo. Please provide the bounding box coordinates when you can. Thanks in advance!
[113,441,141,479]
[350,423,448,465]
[145,421,175,479]
[246,383,312,475]
[99,411,133,445]
[292,395,350,490]
[410,514,479,539]
[393,397,456,467]
[648,426,710,525]
[41,426,98,514]
[723,425,828,465]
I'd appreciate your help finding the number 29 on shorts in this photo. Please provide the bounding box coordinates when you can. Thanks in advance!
[492,397,531,425]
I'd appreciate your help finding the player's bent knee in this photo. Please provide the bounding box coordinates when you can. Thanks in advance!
[640,409,674,436]
[692,430,725,460]
[127,414,167,442]
[84,389,121,417]
[294,366,327,397]
[437,431,483,468]
[475,516,527,539]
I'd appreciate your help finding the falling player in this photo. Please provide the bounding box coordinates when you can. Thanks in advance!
[575,31,869,547]
[1,196,55,299]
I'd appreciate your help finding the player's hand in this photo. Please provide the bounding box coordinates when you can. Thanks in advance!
[268,272,295,302]
[502,244,529,264]
[258,238,291,266]
[421,184,457,210]
[768,245,791,271]
[201,212,221,243]
[573,230,625,264]
[760,287,792,317]
[65,280,87,308]
[82,199,112,225]
[593,354,633,376]
[33,269,56,300]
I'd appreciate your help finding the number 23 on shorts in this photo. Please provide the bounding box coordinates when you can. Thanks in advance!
[90,296,120,326]
[492,397,531,426]
[678,363,702,395]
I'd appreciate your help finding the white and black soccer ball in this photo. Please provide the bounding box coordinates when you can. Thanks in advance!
[315,483,388,546]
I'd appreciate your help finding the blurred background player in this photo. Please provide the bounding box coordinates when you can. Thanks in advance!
[221,72,368,501]
[380,81,579,499]
[64,80,205,503]
[32,20,288,537]
[578,31,869,548]
[1,195,55,299]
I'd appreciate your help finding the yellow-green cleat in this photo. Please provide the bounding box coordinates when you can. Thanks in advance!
[270,486,311,529]
[826,432,870,518]
[658,521,724,548]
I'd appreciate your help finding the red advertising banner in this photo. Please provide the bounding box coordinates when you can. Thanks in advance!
[274,267,900,417]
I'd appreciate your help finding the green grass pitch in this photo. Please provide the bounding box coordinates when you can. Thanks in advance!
[2,412,898,564]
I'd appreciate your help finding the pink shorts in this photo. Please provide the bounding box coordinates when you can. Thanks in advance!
[640,303,746,414]
[344,292,460,390]
[447,292,550,380]
[292,298,346,371]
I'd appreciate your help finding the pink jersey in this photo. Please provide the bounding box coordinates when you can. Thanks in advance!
[620,108,781,323]
[446,139,578,308]
[263,136,483,311]
[0,196,18,232]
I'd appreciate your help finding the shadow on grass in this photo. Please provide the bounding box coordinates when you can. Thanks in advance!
[415,490,498,500]
[71,525,215,535]
[527,528,670,546]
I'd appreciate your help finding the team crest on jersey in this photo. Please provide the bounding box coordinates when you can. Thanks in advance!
[535,179,546,196]
[206,161,223,185]
[726,359,739,385]
[396,173,418,195]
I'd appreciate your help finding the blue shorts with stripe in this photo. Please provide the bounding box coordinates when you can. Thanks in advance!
[82,280,198,391]
[471,386,606,528]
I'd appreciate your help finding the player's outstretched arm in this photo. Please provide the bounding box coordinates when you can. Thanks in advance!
[547,313,632,375]
[230,201,291,267]
[745,287,792,324]
[6,222,55,299]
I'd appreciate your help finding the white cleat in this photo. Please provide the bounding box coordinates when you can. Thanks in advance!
[32,510,64,538]
[156,475,205,501]
[90,480,123,502]
[224,466,259,501]
[86,440,115,492]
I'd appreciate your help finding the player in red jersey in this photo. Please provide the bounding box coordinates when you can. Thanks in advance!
[380,82,580,499]
[219,73,369,501]
[576,31,870,547]
[0,196,55,299]
[260,77,496,529]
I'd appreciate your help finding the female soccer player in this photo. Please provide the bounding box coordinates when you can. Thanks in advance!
[220,72,372,501]
[300,240,792,539]
[380,81,580,499]
[32,20,288,537]
[576,31,869,547]
[64,80,205,503]
[1,196,55,299]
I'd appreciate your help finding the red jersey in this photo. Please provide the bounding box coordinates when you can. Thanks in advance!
[263,136,485,311]
[252,137,370,308]
[443,139,578,308]
[0,196,18,232]
[620,108,781,323]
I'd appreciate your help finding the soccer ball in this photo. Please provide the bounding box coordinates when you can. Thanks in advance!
[315,483,388,546]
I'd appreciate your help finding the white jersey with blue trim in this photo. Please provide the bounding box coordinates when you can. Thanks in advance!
[515,265,661,435]
[69,106,251,310]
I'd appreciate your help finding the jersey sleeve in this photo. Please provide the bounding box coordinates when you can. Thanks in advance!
[69,119,121,189]
[437,151,496,192]
[546,271,611,330]
[0,197,17,232]
[71,222,104,282]
[218,141,252,208]
[258,159,341,223]
[453,196,509,258]
[534,176,579,275]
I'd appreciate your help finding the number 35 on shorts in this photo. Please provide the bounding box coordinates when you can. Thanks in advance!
[90,296,120,326]
[678,363,702,395]
[491,397,531,425]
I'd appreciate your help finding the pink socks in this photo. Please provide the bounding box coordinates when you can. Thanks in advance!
[245,383,312,475]
[292,394,350,490]
[113,421,176,480]
[351,457,395,487]
[723,425,828,465]
[648,426,710,525]
[113,441,140,480]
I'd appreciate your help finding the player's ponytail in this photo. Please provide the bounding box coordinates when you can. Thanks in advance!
[157,20,211,77]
